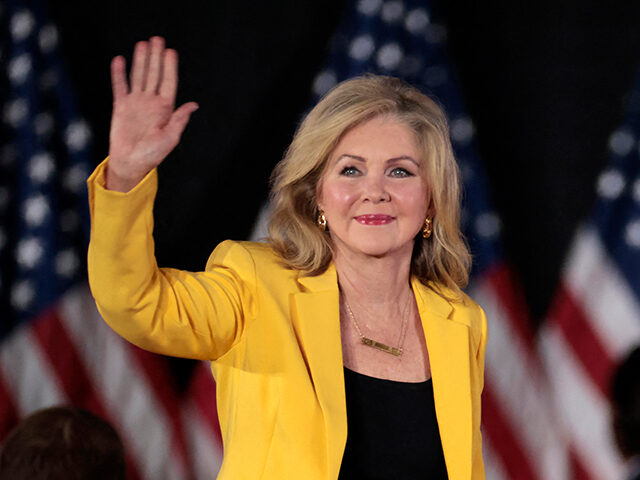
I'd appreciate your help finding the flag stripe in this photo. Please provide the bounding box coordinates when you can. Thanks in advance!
[551,285,614,398]
[130,346,191,477]
[189,362,222,438]
[0,373,19,439]
[183,399,224,479]
[31,308,105,414]
[58,287,184,479]
[486,264,538,352]
[569,447,595,480]
[481,435,509,480]
[540,325,624,480]
[0,324,66,415]
[481,383,537,480]
[565,226,640,357]
[472,277,568,480]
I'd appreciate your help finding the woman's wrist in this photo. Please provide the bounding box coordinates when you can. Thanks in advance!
[104,160,147,193]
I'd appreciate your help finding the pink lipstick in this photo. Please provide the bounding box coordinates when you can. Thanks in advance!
[354,215,395,225]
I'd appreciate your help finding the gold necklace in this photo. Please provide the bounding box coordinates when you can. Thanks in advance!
[342,293,411,357]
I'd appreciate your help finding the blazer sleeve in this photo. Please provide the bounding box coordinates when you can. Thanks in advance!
[472,304,488,479]
[87,158,258,360]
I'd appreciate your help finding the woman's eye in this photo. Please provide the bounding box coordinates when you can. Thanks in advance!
[390,167,413,177]
[340,166,360,176]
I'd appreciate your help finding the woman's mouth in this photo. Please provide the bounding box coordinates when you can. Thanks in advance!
[354,215,395,225]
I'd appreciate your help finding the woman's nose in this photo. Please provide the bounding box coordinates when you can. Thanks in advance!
[362,175,390,203]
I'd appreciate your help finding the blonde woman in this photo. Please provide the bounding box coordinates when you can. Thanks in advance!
[88,36,487,479]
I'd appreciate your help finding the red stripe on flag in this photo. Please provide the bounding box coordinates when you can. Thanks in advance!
[31,308,104,414]
[188,362,222,439]
[549,285,614,398]
[30,307,143,480]
[0,372,19,441]
[482,383,538,480]
[487,263,537,352]
[569,445,595,480]
[129,345,191,475]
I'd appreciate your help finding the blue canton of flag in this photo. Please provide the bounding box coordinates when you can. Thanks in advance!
[0,0,91,335]
[308,1,566,479]
[0,3,204,479]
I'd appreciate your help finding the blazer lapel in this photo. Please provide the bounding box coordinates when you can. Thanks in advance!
[293,265,347,480]
[413,279,472,480]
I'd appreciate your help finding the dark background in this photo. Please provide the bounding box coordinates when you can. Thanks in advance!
[49,0,640,322]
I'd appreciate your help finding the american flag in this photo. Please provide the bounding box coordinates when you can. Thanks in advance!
[538,67,640,479]
[0,1,223,478]
[299,0,567,478]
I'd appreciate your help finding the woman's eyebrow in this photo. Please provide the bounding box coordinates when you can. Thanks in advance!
[335,154,418,166]
[387,155,419,166]
[335,154,366,163]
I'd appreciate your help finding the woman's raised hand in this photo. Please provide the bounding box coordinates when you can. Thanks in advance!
[106,36,199,192]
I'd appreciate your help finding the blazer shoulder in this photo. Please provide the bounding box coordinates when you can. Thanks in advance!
[206,240,296,282]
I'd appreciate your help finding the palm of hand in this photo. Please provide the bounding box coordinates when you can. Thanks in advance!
[107,37,198,192]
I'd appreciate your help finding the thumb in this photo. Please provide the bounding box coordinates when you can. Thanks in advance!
[165,102,199,142]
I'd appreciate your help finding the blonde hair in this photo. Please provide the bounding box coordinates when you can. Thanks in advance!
[268,74,471,295]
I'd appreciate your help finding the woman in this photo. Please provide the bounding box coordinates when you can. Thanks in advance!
[88,36,487,479]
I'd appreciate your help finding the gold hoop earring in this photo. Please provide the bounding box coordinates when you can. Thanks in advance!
[422,218,432,239]
[317,210,327,231]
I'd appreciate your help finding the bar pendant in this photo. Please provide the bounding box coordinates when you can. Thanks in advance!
[361,337,402,356]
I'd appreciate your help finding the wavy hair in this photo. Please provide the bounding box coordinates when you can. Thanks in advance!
[268,74,471,295]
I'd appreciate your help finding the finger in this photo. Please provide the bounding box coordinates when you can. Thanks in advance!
[110,55,128,102]
[130,40,148,92]
[145,36,165,93]
[164,101,199,141]
[159,48,178,103]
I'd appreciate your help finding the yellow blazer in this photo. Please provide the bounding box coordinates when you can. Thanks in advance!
[87,159,487,480]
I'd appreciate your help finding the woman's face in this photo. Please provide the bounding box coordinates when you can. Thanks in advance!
[317,115,430,261]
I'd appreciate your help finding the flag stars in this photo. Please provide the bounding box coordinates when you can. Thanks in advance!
[29,152,55,183]
[357,0,382,16]
[16,237,44,269]
[381,1,404,24]
[608,129,635,156]
[404,8,429,34]
[38,24,58,53]
[313,70,338,98]
[451,117,475,144]
[11,10,35,42]
[8,53,32,85]
[55,250,79,277]
[475,212,502,239]
[63,165,88,193]
[349,35,375,61]
[624,219,640,249]
[376,42,403,71]
[597,169,626,200]
[23,195,50,227]
[3,98,29,127]
[11,280,35,311]
[65,120,91,152]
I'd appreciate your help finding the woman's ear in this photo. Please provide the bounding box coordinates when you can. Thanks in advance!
[425,197,436,219]
[315,183,324,211]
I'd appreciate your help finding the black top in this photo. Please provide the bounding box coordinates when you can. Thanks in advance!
[338,367,448,480]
